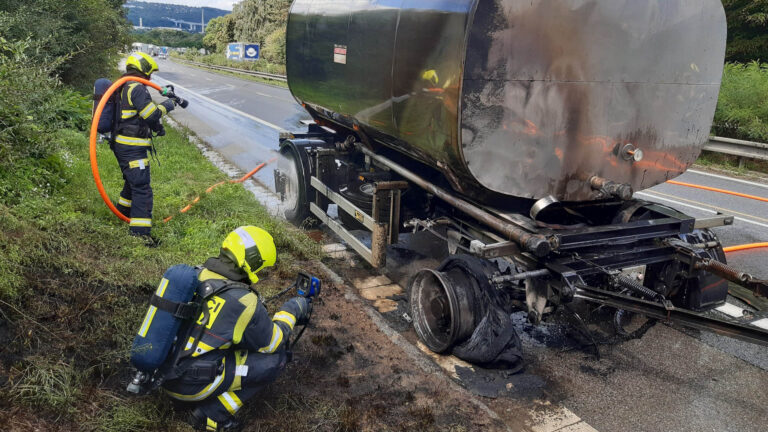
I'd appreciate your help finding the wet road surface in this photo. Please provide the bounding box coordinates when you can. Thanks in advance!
[155,58,768,432]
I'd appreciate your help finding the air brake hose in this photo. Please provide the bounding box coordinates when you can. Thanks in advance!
[89,76,164,222]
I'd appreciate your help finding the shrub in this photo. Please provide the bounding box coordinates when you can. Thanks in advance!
[713,61,768,141]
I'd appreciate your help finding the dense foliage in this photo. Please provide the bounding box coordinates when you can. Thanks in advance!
[0,0,131,90]
[713,62,768,141]
[133,28,204,49]
[203,14,236,53]
[200,0,290,61]
[723,0,768,62]
[0,0,129,206]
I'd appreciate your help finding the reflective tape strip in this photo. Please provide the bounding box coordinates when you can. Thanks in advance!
[198,268,228,281]
[231,350,248,391]
[128,159,149,169]
[158,104,168,115]
[118,196,132,207]
[139,102,158,119]
[206,418,217,432]
[115,135,151,146]
[130,218,152,227]
[235,227,257,248]
[127,83,140,106]
[121,109,137,119]
[233,292,258,344]
[218,391,243,415]
[138,278,169,337]
[191,339,216,358]
[165,359,227,402]
[273,311,297,329]
[258,323,283,354]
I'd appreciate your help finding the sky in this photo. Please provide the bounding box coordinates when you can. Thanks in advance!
[133,0,238,11]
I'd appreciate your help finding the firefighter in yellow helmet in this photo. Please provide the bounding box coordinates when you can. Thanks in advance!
[114,52,177,240]
[159,226,312,431]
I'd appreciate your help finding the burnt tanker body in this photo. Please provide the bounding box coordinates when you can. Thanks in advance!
[276,0,768,361]
[287,0,726,202]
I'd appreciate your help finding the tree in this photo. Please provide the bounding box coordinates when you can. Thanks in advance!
[262,27,285,64]
[723,0,768,62]
[0,0,131,90]
[232,0,290,45]
[203,15,235,52]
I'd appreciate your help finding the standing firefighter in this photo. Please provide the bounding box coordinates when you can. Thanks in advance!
[127,226,316,431]
[114,52,176,238]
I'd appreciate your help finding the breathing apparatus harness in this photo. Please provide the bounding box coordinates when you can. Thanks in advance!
[126,272,321,394]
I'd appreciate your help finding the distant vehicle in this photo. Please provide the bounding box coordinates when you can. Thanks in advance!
[159,46,169,59]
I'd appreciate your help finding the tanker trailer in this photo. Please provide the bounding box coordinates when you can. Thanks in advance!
[275,0,768,360]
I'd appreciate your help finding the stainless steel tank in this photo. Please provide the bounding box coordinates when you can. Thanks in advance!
[286,0,727,202]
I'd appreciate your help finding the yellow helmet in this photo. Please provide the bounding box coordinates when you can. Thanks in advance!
[126,52,159,77]
[220,226,277,284]
[422,69,439,86]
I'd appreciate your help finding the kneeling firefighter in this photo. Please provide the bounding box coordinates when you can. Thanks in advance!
[127,226,318,431]
[115,52,177,237]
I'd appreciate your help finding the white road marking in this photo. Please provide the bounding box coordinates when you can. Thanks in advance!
[636,191,768,230]
[688,169,768,190]
[154,75,284,132]
[752,318,768,330]
[716,303,746,318]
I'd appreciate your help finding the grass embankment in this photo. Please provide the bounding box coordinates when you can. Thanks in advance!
[0,122,319,431]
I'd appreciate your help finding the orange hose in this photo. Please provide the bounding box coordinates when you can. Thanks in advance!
[666,180,768,203]
[90,76,163,222]
[723,243,768,253]
[163,157,278,223]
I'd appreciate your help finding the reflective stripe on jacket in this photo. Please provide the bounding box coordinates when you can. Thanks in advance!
[116,79,174,139]
[182,268,309,358]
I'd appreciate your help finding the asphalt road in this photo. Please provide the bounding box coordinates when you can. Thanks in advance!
[154,58,768,432]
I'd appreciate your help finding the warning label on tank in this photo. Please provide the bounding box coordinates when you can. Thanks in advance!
[334,44,347,64]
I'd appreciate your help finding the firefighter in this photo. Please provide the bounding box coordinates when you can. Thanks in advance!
[161,226,312,431]
[114,52,176,239]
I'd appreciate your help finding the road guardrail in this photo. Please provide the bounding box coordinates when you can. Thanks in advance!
[172,58,768,163]
[705,136,768,163]
[173,58,287,82]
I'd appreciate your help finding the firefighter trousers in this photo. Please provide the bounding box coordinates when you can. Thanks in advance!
[164,349,289,426]
[113,143,153,235]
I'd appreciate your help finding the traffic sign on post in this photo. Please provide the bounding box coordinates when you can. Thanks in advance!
[227,43,244,61]
[244,44,260,61]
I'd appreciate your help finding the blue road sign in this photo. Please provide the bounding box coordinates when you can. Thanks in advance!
[244,44,260,61]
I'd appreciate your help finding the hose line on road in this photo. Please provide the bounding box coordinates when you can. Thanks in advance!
[90,76,165,223]
[162,157,277,223]
[666,180,768,203]
[723,243,768,254]
[664,179,768,253]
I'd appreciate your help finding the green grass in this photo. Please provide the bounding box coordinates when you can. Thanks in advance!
[695,150,768,176]
[0,121,320,430]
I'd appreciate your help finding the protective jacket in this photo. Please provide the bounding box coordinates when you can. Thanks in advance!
[161,257,310,430]
[114,74,175,235]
